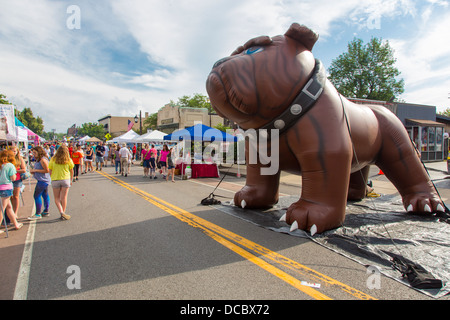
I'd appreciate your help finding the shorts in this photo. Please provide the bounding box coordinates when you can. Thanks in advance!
[85,158,93,162]
[51,179,71,188]
[159,161,167,168]
[0,189,13,198]
[13,180,23,188]
[96,156,104,163]
[143,160,150,168]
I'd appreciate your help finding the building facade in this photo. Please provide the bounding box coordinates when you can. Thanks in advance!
[98,113,149,138]
[157,105,224,133]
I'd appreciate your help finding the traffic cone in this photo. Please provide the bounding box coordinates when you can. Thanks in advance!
[378,169,384,175]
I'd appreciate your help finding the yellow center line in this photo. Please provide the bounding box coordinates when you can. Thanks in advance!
[97,171,376,300]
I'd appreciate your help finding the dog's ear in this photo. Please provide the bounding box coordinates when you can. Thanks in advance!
[284,23,318,51]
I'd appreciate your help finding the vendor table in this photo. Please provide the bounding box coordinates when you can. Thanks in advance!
[176,163,219,178]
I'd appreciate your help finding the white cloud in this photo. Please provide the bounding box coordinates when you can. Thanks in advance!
[388,8,450,110]
[0,50,167,132]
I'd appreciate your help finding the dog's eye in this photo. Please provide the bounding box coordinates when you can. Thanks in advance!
[245,47,264,55]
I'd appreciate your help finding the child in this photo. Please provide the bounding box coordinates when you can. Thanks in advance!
[166,147,175,182]
[0,150,23,232]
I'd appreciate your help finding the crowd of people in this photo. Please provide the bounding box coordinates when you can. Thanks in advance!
[0,143,73,235]
[61,141,176,181]
[1,140,178,236]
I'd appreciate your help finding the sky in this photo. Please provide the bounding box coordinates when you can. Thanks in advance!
[1,0,449,133]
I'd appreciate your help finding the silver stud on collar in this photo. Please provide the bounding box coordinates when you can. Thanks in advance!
[274,119,285,130]
[290,104,302,115]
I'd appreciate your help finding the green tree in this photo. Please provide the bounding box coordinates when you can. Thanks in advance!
[214,123,231,132]
[328,37,404,101]
[438,108,450,117]
[143,112,157,131]
[16,107,44,135]
[0,93,12,105]
[176,93,213,113]
[77,122,106,139]
[42,131,65,141]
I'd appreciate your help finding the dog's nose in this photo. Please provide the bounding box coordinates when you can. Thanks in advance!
[213,56,232,68]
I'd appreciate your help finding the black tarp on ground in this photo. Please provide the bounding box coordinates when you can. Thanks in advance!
[213,194,450,298]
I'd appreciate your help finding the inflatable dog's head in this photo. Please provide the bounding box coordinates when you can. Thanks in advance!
[206,23,319,129]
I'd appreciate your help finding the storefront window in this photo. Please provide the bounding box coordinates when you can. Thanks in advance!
[421,127,428,151]
[429,127,435,151]
[436,127,443,152]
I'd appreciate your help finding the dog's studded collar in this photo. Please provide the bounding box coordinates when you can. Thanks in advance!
[259,59,326,135]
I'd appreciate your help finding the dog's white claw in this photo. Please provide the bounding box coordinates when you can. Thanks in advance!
[424,204,431,212]
[407,204,413,212]
[310,224,317,236]
[241,200,246,209]
[290,220,299,232]
[230,199,234,206]
[437,204,445,212]
[279,213,286,222]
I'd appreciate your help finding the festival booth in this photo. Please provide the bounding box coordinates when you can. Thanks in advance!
[1,106,33,237]
[13,117,41,146]
[16,126,28,142]
[112,130,141,144]
[136,130,167,143]
[77,135,91,144]
[85,137,102,143]
[163,123,237,179]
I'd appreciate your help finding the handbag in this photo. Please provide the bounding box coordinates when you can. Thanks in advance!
[140,150,148,166]
[21,171,31,180]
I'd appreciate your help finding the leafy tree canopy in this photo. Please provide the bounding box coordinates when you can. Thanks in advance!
[328,37,404,101]
[77,122,106,139]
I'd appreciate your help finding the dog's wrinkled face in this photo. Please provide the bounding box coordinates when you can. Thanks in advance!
[206,23,319,129]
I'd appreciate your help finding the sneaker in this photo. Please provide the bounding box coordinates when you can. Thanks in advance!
[42,211,50,217]
[60,213,71,221]
[153,176,157,179]
[28,214,42,220]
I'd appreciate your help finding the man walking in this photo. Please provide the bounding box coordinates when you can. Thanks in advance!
[95,142,105,171]
[119,143,130,177]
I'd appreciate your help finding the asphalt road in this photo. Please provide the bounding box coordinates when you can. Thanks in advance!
[2,163,450,306]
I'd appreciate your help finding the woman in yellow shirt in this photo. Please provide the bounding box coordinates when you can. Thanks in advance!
[48,145,73,221]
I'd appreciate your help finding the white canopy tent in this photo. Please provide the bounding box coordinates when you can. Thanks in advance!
[136,130,167,142]
[112,130,141,143]
[77,135,91,143]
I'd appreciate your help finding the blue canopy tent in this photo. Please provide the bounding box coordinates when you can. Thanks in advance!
[163,123,237,142]
[163,123,238,178]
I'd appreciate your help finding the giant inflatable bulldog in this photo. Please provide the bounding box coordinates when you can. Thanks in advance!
[206,23,444,234]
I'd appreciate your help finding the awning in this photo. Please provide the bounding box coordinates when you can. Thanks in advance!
[406,119,444,127]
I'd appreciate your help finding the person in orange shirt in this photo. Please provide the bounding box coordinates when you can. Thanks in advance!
[71,144,83,182]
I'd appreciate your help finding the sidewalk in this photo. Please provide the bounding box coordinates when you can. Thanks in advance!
[218,160,449,189]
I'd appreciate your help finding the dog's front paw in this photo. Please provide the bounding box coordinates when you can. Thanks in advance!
[280,200,344,235]
[234,185,278,209]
